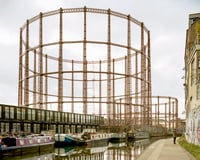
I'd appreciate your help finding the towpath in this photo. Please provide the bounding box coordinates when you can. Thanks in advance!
[137,138,196,160]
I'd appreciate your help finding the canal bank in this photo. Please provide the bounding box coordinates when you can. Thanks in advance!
[137,138,196,160]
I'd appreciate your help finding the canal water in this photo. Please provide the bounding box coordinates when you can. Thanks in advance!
[2,138,161,160]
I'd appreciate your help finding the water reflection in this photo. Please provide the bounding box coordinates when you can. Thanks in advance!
[1,153,54,160]
[54,139,151,160]
[55,146,106,160]
[106,139,151,160]
[1,139,153,160]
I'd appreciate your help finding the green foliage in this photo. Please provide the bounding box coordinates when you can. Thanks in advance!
[178,136,200,160]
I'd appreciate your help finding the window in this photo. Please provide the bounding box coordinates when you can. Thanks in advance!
[65,113,68,123]
[5,106,9,119]
[61,113,65,122]
[50,111,53,121]
[0,105,2,118]
[37,110,41,121]
[17,108,21,120]
[197,85,200,100]
[46,111,50,122]
[57,112,60,122]
[68,113,71,123]
[28,109,32,120]
[198,58,200,68]
[21,108,25,120]
[32,110,35,120]
[10,107,14,119]
[71,114,74,123]
[191,59,195,85]
[41,110,45,121]
[54,112,58,122]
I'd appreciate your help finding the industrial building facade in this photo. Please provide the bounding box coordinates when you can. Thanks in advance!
[185,13,200,145]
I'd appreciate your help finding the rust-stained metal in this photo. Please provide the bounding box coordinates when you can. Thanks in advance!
[45,54,48,110]
[18,28,23,107]
[58,8,63,112]
[39,13,43,110]
[83,6,87,114]
[150,96,178,130]
[147,31,152,126]
[33,50,37,109]
[24,20,29,107]
[107,8,112,125]
[18,7,178,130]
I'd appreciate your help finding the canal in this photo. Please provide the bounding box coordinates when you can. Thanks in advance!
[2,138,163,160]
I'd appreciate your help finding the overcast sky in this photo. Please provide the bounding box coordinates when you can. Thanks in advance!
[0,0,199,118]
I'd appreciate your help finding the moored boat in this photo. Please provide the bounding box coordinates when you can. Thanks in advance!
[134,131,150,140]
[82,129,112,147]
[55,133,85,147]
[109,133,127,143]
[55,129,112,147]
[0,134,54,157]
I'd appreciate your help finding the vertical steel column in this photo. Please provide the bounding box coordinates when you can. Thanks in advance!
[117,103,119,126]
[127,15,132,124]
[33,50,37,108]
[168,97,171,129]
[72,60,74,113]
[175,99,178,128]
[24,20,29,107]
[45,54,48,110]
[155,104,157,126]
[99,60,102,116]
[107,9,112,123]
[112,59,115,124]
[39,13,43,109]
[83,6,87,114]
[58,8,63,112]
[124,56,127,124]
[141,22,146,125]
[172,101,174,129]
[165,103,167,128]
[120,99,122,126]
[157,96,160,126]
[18,28,23,106]
[135,52,139,125]
[147,31,152,125]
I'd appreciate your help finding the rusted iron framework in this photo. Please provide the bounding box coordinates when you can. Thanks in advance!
[18,7,177,129]
[150,96,178,129]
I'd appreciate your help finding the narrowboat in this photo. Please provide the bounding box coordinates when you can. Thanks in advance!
[82,129,112,147]
[109,132,127,143]
[55,129,112,147]
[0,134,54,157]
[134,131,150,140]
[55,133,85,146]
